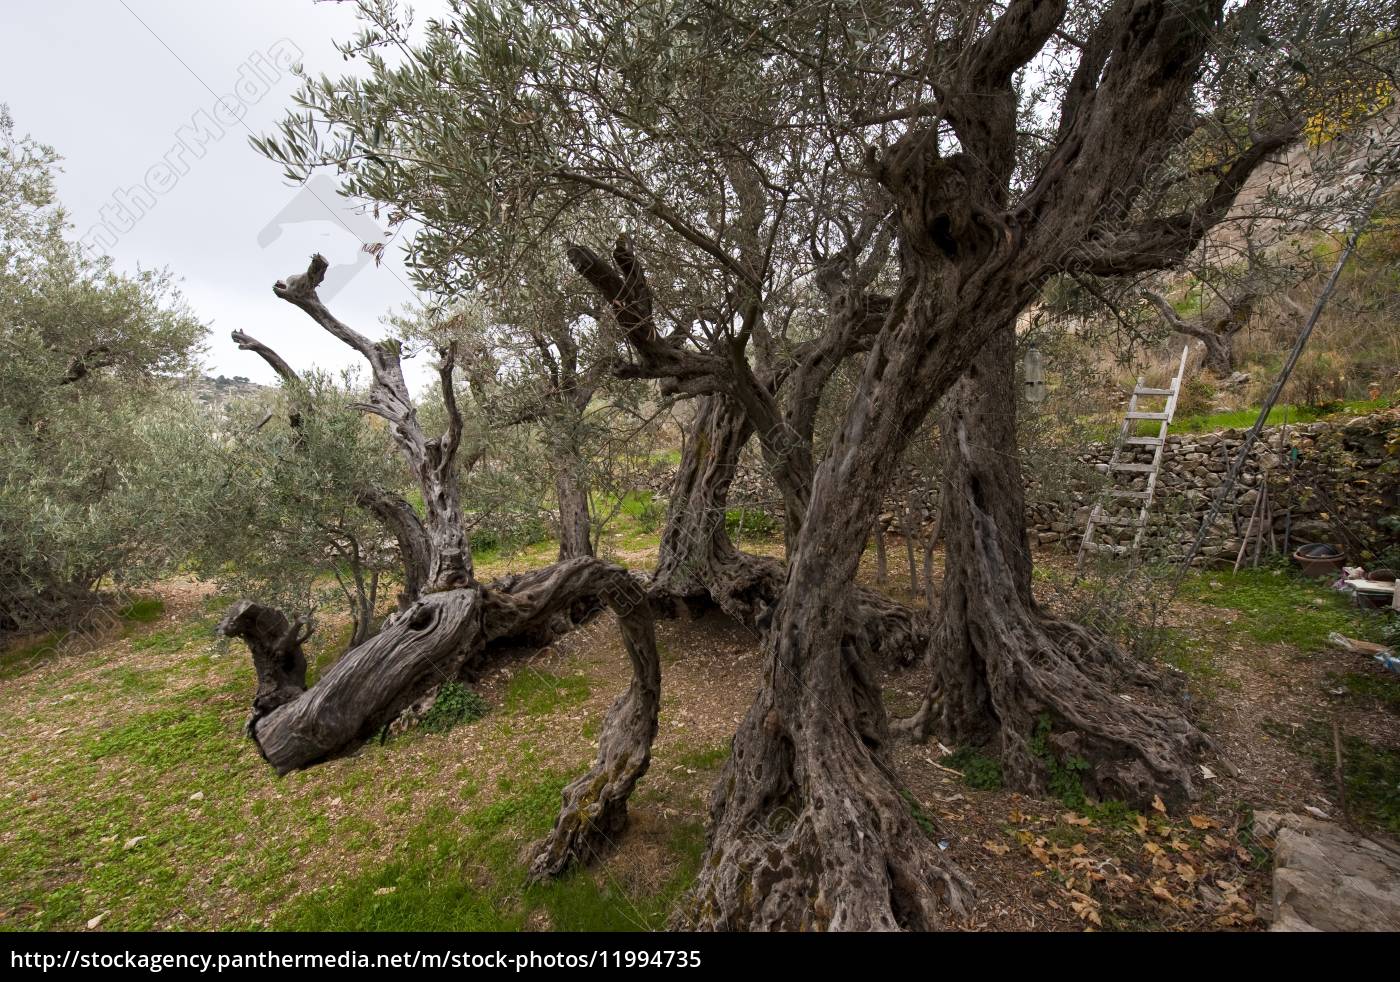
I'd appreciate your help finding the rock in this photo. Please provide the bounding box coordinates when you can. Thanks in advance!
[1257,810,1400,932]
[86,912,107,930]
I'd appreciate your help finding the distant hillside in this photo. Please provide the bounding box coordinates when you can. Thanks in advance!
[185,374,269,411]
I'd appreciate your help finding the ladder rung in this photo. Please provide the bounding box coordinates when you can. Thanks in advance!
[1125,436,1163,446]
[1106,490,1153,499]
[1082,542,1129,555]
[1133,387,1174,396]
[1110,462,1156,472]
[1125,411,1170,420]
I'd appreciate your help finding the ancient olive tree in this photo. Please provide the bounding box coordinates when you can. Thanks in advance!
[257,0,927,663]
[901,0,1398,804]
[243,0,1396,930]
[215,254,668,880]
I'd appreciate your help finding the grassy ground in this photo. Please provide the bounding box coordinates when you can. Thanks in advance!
[1170,395,1395,435]
[1088,395,1397,441]
[2,539,1397,932]
[0,575,740,931]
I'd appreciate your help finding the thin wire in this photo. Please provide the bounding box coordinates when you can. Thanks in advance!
[1167,177,1393,599]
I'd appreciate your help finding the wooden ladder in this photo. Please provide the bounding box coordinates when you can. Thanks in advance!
[1075,346,1189,574]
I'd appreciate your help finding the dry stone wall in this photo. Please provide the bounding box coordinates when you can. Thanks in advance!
[1027,410,1400,565]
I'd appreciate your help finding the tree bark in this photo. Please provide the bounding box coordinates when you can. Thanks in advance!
[679,288,1029,930]
[240,588,482,773]
[356,488,431,609]
[216,600,310,719]
[272,255,473,591]
[551,440,595,560]
[527,568,660,879]
[653,394,758,615]
[898,323,1207,808]
[651,394,926,664]
[678,0,1276,928]
[1142,290,1248,377]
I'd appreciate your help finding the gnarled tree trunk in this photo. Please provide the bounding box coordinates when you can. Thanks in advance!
[898,323,1208,808]
[653,394,763,617]
[678,285,1023,931]
[227,588,482,773]
[652,393,926,664]
[525,565,661,879]
[357,487,431,609]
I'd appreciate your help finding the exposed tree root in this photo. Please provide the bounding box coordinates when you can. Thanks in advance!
[899,327,1209,808]
[678,648,972,930]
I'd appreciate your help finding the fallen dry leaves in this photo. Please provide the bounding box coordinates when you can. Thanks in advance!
[996,802,1263,931]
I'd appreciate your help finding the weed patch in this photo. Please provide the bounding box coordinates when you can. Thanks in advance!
[420,682,489,734]
[945,746,1005,790]
[1266,718,1400,834]
[1179,567,1379,651]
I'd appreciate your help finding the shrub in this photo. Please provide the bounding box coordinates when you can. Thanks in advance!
[420,682,489,734]
[1175,376,1216,419]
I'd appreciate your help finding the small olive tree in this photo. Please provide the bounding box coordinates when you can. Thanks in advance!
[0,106,205,631]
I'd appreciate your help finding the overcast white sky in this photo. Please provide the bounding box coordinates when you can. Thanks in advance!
[1,0,449,387]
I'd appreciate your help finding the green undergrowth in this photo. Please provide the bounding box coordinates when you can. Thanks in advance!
[945,746,1005,790]
[1097,396,1394,442]
[1145,624,1227,686]
[420,681,490,734]
[0,589,704,931]
[128,614,219,655]
[504,669,590,717]
[673,743,730,771]
[899,789,939,838]
[0,630,70,680]
[1327,669,1400,715]
[1031,715,1092,810]
[725,507,782,540]
[117,598,165,624]
[1177,565,1382,651]
[0,595,175,681]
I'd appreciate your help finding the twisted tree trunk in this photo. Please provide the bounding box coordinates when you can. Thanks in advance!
[679,285,1018,931]
[652,394,927,663]
[228,588,482,773]
[526,567,661,878]
[898,324,1208,807]
[1142,289,1250,377]
[356,488,430,609]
